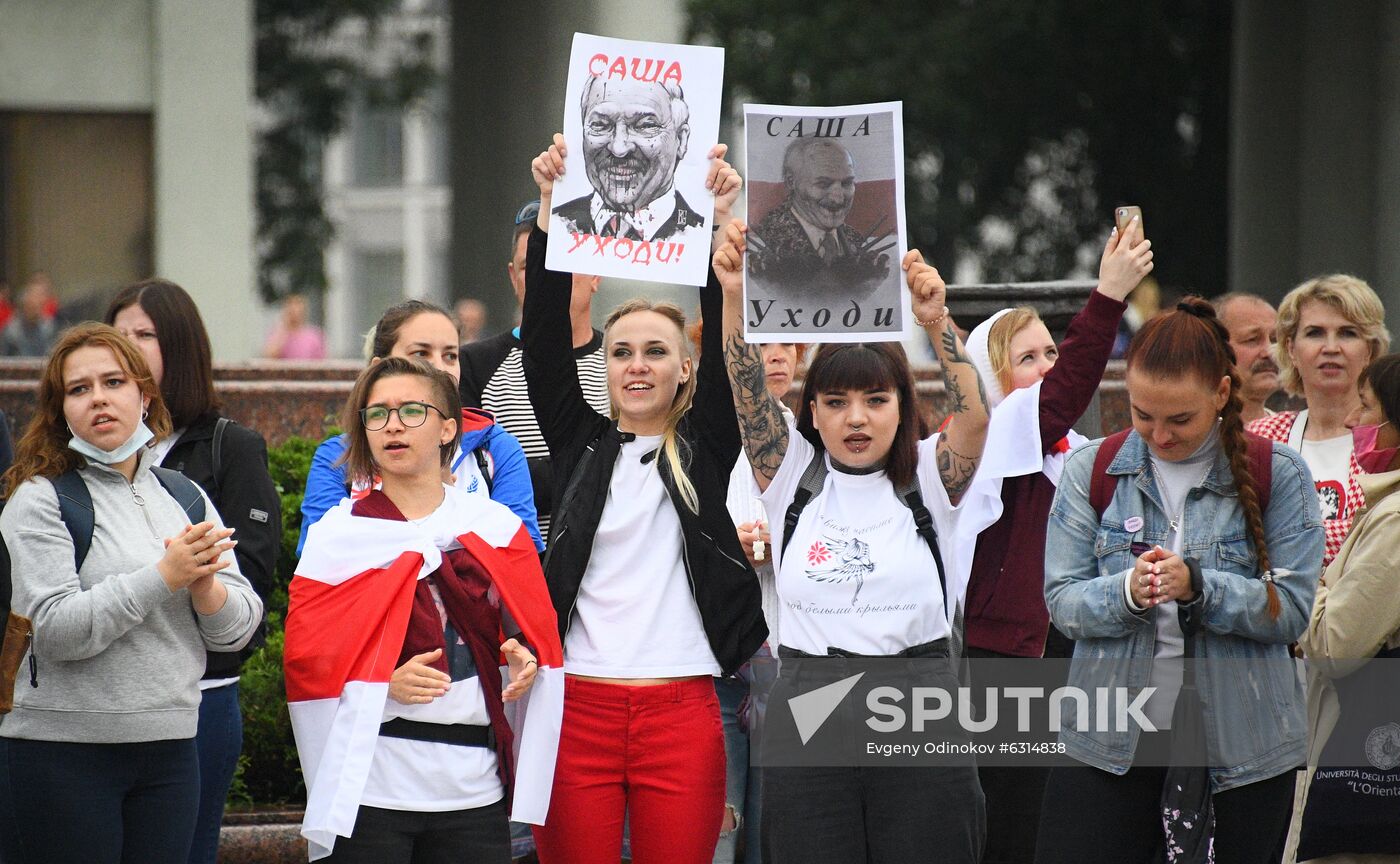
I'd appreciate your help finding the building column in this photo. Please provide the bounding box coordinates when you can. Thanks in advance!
[152,0,259,359]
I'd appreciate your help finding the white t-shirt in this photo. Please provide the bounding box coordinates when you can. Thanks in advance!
[563,434,722,678]
[359,495,503,812]
[1287,410,1353,521]
[759,426,966,656]
[1139,432,1218,730]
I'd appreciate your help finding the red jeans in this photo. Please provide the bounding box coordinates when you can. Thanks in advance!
[533,676,725,864]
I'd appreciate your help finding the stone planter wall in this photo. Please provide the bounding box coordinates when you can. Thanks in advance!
[218,810,306,864]
[0,357,1131,448]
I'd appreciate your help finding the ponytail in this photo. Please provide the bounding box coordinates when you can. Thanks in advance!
[1127,297,1278,618]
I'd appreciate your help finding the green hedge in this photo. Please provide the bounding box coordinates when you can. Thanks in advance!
[229,433,323,807]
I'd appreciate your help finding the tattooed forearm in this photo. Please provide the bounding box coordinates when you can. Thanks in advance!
[931,323,989,503]
[937,440,978,502]
[940,326,970,363]
[938,327,988,413]
[724,332,789,482]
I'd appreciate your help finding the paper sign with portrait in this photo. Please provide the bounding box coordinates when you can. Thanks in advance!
[742,102,907,343]
[546,33,724,287]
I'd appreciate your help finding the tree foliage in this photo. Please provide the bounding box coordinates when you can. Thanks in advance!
[688,0,1231,292]
[255,0,437,304]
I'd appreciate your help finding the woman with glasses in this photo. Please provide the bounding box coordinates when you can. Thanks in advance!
[297,299,542,557]
[287,357,559,862]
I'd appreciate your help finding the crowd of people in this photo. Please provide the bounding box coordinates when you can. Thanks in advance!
[0,128,1395,864]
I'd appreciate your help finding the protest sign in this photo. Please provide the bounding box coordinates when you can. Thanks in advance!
[743,102,907,342]
[546,33,724,287]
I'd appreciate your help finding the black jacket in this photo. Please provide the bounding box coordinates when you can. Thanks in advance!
[521,226,766,677]
[161,412,280,679]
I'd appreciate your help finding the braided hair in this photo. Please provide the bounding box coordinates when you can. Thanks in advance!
[1125,296,1279,618]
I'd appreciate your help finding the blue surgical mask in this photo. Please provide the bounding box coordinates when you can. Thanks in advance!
[67,421,155,466]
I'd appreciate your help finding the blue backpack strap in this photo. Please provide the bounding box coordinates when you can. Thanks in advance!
[150,466,207,524]
[52,470,95,572]
[779,450,829,561]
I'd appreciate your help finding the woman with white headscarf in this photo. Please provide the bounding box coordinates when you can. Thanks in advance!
[959,217,1152,864]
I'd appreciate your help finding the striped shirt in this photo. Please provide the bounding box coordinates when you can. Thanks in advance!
[461,329,609,538]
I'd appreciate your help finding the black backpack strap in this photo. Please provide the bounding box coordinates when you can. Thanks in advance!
[779,451,829,561]
[895,476,961,665]
[53,470,95,572]
[474,447,494,496]
[895,480,947,606]
[151,466,207,524]
[210,417,230,501]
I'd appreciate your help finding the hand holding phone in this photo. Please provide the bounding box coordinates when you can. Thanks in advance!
[1099,205,1153,302]
[1115,205,1144,238]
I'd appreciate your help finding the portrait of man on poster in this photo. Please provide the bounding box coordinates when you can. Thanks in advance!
[552,75,705,242]
[749,137,891,287]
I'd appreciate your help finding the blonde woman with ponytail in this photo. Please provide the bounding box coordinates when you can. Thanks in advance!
[1036,297,1326,864]
[521,135,766,864]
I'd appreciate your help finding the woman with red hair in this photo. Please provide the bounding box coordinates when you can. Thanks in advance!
[1036,298,1325,863]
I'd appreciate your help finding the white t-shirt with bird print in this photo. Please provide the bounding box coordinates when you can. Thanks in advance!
[760,425,968,657]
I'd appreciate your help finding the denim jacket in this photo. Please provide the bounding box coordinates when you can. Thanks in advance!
[1044,431,1324,792]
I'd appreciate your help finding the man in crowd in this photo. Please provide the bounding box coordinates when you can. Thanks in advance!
[551,75,704,242]
[748,137,889,293]
[455,297,487,344]
[1215,292,1280,424]
[460,201,609,541]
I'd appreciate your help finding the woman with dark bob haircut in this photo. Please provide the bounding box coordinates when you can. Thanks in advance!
[106,279,281,864]
[713,221,1013,863]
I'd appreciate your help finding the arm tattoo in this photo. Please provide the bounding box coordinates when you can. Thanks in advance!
[724,332,789,482]
[940,327,970,363]
[943,365,968,414]
[937,440,978,501]
[939,327,989,414]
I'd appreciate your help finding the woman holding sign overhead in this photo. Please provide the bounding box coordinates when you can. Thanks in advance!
[713,220,1002,863]
[524,135,766,864]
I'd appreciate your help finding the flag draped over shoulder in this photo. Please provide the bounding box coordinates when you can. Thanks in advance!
[285,489,563,861]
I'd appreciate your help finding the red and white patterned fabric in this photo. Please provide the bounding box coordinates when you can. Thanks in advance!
[1247,411,1363,567]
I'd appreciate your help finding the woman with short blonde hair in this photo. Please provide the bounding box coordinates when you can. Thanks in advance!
[1249,274,1390,566]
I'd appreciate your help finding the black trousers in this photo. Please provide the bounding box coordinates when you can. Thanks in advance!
[964,646,1053,864]
[0,736,200,864]
[1034,735,1296,864]
[327,799,511,864]
[762,764,984,864]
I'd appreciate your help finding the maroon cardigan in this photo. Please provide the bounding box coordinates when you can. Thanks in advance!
[962,290,1126,658]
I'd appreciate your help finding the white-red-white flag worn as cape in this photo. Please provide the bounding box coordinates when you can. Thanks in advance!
[285,489,563,861]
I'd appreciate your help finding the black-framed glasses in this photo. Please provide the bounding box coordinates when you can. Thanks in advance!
[359,401,447,431]
[514,200,541,225]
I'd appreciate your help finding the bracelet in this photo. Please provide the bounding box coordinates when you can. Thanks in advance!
[523,659,537,667]
[914,306,949,328]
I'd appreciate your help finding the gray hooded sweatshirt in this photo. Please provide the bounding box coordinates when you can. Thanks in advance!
[0,447,263,743]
